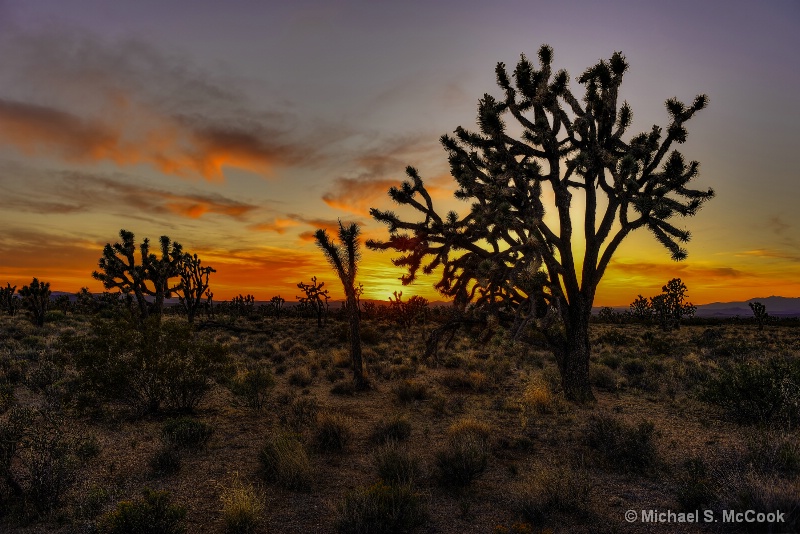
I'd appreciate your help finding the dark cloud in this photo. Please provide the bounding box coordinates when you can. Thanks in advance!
[0,29,324,180]
[0,167,259,220]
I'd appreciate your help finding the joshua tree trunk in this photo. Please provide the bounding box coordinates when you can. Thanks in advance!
[347,291,366,389]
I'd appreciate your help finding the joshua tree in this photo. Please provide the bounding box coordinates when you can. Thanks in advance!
[297,277,330,327]
[369,45,713,401]
[315,221,367,389]
[269,295,285,318]
[177,253,216,324]
[19,278,51,327]
[0,283,19,316]
[650,278,696,331]
[628,294,652,323]
[74,287,97,315]
[92,229,184,324]
[749,301,768,330]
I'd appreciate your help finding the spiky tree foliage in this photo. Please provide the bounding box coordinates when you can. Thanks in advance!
[0,283,19,316]
[369,45,713,402]
[315,221,366,389]
[177,253,215,324]
[628,294,652,323]
[649,278,695,331]
[297,277,330,328]
[269,295,285,318]
[74,287,97,315]
[92,229,184,324]
[749,301,768,330]
[19,278,51,327]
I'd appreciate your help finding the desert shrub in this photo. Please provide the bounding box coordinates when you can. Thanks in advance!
[220,476,264,534]
[585,413,657,472]
[674,457,715,511]
[515,465,592,524]
[98,488,186,534]
[258,431,312,492]
[701,357,800,426]
[439,370,489,392]
[229,364,274,410]
[716,472,800,533]
[334,481,426,534]
[64,318,230,414]
[745,432,800,477]
[374,441,421,486]
[519,376,557,422]
[75,484,111,519]
[17,409,82,513]
[589,363,620,392]
[594,329,632,347]
[359,326,381,345]
[370,416,412,445]
[313,413,353,453]
[282,396,319,431]
[288,366,313,387]
[330,381,356,396]
[393,380,427,403]
[435,419,490,486]
[150,446,181,477]
[161,417,213,449]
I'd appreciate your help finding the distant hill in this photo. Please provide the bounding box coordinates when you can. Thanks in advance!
[593,296,800,318]
[694,296,800,318]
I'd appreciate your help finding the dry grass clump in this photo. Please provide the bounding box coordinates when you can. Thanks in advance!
[313,413,354,453]
[393,380,428,403]
[219,475,264,534]
[374,441,421,486]
[585,412,657,473]
[370,415,412,445]
[435,418,492,486]
[439,370,489,392]
[333,481,427,534]
[514,464,592,525]
[258,431,313,492]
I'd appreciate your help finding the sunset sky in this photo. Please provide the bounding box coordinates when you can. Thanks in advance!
[0,0,798,306]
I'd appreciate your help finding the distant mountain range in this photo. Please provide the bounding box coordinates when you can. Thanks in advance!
[46,292,800,318]
[594,296,800,318]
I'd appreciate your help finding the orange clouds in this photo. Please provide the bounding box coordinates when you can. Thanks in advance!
[322,177,399,216]
[0,95,301,180]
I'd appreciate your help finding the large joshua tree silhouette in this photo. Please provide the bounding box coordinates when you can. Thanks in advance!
[315,221,367,390]
[93,229,184,324]
[369,45,713,402]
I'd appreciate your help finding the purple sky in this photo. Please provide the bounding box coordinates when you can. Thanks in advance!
[0,0,798,304]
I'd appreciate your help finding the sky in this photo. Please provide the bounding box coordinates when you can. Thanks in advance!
[0,0,798,306]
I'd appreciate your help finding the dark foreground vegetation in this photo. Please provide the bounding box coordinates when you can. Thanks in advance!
[1,302,798,533]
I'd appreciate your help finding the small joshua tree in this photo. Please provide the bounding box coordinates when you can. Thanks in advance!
[297,277,330,328]
[19,278,51,327]
[92,229,183,325]
[0,283,19,316]
[177,253,216,324]
[315,222,366,389]
[269,295,285,318]
[650,278,695,331]
[628,295,652,323]
[749,301,768,330]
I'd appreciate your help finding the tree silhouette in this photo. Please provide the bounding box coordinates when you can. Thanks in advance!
[19,278,51,327]
[297,277,329,327]
[315,222,366,389]
[749,301,768,330]
[369,45,713,402]
[177,253,216,324]
[0,283,19,316]
[650,278,695,331]
[92,229,184,324]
